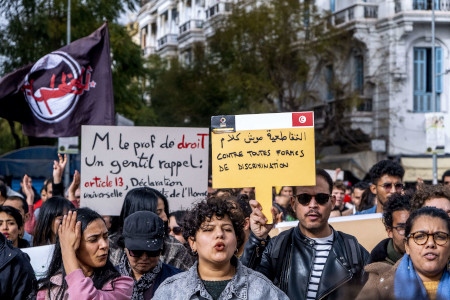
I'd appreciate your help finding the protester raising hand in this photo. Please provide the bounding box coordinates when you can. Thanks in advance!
[37,208,133,299]
[22,174,35,205]
[68,170,81,207]
[58,210,82,275]
[53,154,67,185]
[248,199,282,240]
[21,174,37,235]
[52,153,68,197]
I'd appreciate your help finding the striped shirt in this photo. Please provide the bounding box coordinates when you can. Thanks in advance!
[306,233,334,300]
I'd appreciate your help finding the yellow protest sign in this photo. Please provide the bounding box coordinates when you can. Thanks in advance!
[211,112,315,222]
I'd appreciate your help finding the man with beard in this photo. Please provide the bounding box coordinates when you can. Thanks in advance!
[241,168,370,300]
[357,160,405,214]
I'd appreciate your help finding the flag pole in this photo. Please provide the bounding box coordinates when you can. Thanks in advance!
[64,0,72,187]
[67,0,71,45]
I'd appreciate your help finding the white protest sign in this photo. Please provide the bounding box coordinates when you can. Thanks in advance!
[81,125,209,215]
[21,244,55,279]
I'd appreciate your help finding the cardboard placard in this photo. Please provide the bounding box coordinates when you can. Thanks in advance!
[211,112,315,221]
[81,125,209,215]
[272,213,386,252]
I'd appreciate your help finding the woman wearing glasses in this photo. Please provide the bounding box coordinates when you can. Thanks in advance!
[117,211,181,299]
[153,196,289,300]
[357,206,450,299]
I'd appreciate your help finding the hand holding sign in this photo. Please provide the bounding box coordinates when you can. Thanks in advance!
[211,112,316,223]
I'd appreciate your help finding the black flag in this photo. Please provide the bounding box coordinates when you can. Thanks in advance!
[0,23,114,137]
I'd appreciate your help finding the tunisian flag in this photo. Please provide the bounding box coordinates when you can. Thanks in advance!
[0,23,114,137]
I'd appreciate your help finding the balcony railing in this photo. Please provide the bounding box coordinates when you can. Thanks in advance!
[206,2,232,19]
[395,0,450,12]
[179,19,204,34]
[158,34,178,48]
[331,3,378,26]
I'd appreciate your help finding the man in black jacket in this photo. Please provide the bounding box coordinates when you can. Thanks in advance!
[241,168,370,299]
[0,232,36,299]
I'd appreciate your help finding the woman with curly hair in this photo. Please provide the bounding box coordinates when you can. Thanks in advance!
[153,196,289,300]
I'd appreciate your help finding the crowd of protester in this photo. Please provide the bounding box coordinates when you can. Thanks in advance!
[0,155,450,299]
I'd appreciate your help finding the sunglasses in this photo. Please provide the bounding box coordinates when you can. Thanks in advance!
[444,181,450,185]
[294,193,330,206]
[378,182,404,192]
[128,249,161,258]
[169,226,183,235]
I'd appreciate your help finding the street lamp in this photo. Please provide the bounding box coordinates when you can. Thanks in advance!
[431,0,437,184]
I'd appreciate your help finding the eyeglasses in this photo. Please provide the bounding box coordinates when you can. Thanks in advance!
[407,231,450,246]
[169,226,182,235]
[378,183,404,192]
[294,193,330,206]
[391,225,406,236]
[128,249,161,258]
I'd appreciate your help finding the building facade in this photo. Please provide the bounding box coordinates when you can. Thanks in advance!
[137,0,450,180]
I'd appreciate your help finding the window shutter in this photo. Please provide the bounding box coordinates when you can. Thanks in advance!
[435,47,442,93]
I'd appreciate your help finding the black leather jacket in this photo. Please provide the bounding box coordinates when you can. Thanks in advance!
[0,234,36,299]
[241,226,370,300]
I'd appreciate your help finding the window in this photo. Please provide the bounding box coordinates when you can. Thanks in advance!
[413,47,442,112]
[413,0,440,10]
[330,0,335,12]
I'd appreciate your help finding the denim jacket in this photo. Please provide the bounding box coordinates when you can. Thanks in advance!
[153,257,289,300]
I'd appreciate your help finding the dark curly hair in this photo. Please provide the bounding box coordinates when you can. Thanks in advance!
[382,193,411,228]
[405,206,450,238]
[183,196,245,250]
[236,194,252,218]
[369,160,404,185]
[411,184,450,212]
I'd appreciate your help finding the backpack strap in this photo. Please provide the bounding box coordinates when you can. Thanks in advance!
[340,232,361,274]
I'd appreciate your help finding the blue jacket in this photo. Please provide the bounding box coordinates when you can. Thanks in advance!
[153,257,289,300]
[356,205,376,215]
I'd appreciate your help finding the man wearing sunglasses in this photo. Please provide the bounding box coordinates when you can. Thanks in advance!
[357,160,405,215]
[241,168,370,300]
[118,211,182,299]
